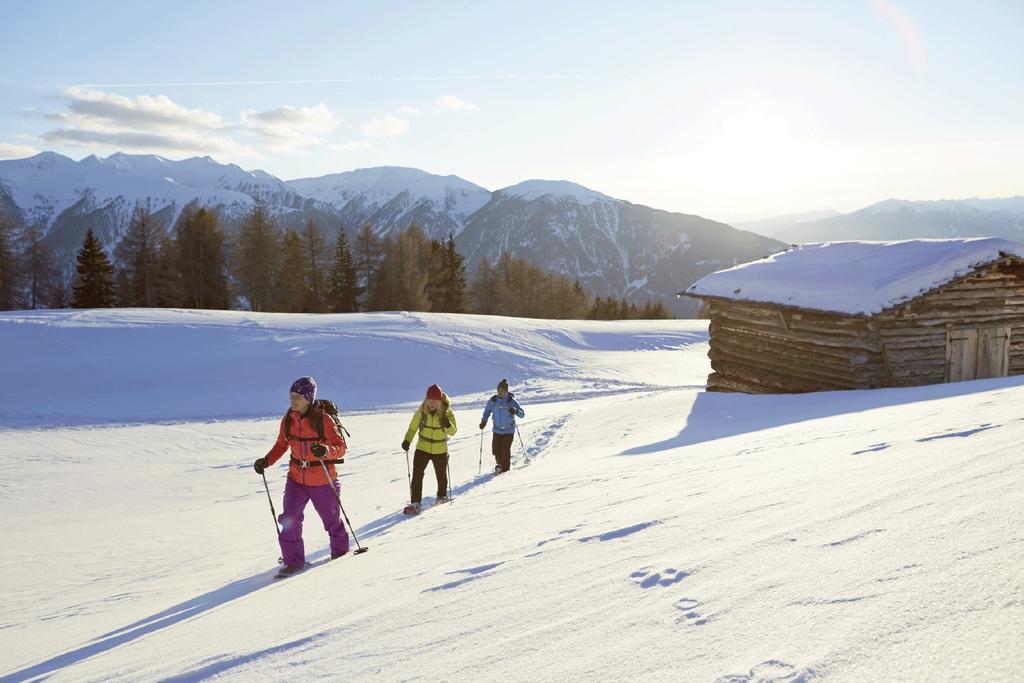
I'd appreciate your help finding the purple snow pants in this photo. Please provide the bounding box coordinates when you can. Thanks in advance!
[278,476,349,568]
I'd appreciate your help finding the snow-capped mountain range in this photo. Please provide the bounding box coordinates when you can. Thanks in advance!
[288,166,492,240]
[0,151,785,314]
[0,152,339,272]
[769,197,1024,244]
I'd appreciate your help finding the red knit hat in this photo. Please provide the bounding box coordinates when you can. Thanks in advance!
[426,383,443,400]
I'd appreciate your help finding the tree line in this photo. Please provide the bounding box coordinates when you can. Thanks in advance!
[1,205,672,319]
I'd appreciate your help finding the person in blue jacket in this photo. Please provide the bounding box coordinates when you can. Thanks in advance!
[479,378,525,473]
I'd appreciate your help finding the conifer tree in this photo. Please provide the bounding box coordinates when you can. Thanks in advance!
[366,233,397,311]
[469,257,499,314]
[154,235,184,308]
[0,212,23,310]
[114,205,160,307]
[353,223,382,309]
[328,226,360,312]
[114,269,132,306]
[71,229,116,308]
[233,205,281,312]
[20,225,62,309]
[277,229,307,312]
[430,234,467,313]
[300,219,329,312]
[370,225,431,312]
[177,207,229,310]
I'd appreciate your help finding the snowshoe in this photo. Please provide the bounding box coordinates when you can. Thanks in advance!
[435,496,450,504]
[275,564,304,579]
[403,502,422,515]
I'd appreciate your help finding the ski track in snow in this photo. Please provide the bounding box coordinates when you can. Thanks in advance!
[355,411,575,542]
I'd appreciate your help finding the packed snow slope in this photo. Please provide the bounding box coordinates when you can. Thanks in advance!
[0,311,1021,681]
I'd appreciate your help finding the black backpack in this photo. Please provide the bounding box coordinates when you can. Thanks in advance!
[283,399,349,443]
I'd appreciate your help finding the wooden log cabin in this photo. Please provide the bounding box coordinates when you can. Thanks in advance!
[684,238,1024,393]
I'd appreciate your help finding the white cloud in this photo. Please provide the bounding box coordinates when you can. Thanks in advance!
[241,103,344,150]
[57,86,226,131]
[397,106,421,115]
[0,142,39,159]
[330,141,374,152]
[40,127,257,158]
[360,115,409,138]
[38,87,260,158]
[435,95,480,112]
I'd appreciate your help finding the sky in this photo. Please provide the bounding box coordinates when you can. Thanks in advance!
[0,0,1021,222]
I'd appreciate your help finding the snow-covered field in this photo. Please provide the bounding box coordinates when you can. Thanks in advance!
[1,310,1021,681]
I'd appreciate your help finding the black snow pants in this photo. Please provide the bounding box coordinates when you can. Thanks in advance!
[492,432,514,472]
[411,449,448,503]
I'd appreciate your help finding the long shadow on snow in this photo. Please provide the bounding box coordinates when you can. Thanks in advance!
[3,467,510,681]
[1,546,331,683]
[161,630,330,682]
[620,375,1024,455]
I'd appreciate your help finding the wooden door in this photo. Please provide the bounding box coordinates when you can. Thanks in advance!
[977,326,1010,378]
[946,329,978,382]
[945,327,1010,382]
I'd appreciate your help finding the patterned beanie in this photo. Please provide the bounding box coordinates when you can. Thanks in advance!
[290,376,317,403]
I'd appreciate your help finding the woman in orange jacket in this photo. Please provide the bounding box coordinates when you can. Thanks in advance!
[254,376,348,576]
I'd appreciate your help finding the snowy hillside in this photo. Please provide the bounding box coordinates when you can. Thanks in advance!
[286,166,491,240]
[774,196,1024,244]
[1,310,1021,680]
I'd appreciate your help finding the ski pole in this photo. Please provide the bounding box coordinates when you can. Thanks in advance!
[478,428,484,475]
[318,458,369,555]
[404,447,412,500]
[446,453,453,504]
[261,470,281,537]
[514,422,530,464]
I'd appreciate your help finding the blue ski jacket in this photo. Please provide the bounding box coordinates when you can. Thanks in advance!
[481,393,525,435]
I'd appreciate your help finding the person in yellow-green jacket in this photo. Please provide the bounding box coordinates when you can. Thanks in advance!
[402,383,458,514]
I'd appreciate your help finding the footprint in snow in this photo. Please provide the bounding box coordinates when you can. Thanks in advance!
[716,659,811,682]
[630,566,689,589]
[672,597,708,626]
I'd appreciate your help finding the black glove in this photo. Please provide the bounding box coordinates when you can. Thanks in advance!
[401,440,410,452]
[253,457,267,474]
[311,443,327,458]
[440,415,451,429]
[508,407,516,416]
[479,421,486,430]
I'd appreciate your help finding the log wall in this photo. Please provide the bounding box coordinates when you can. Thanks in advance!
[701,257,1024,393]
[875,259,1024,385]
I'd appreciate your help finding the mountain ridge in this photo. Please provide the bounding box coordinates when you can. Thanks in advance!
[1,151,784,314]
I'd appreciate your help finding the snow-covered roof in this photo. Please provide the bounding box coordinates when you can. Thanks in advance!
[686,238,1024,316]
